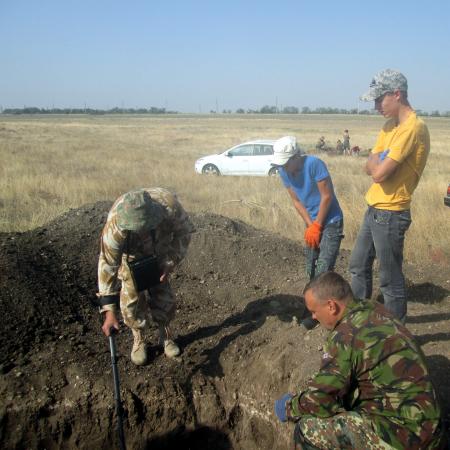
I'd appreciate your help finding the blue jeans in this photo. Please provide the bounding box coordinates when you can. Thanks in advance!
[305,220,344,280]
[349,207,411,322]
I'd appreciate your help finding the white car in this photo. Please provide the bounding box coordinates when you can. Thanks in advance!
[194,140,279,176]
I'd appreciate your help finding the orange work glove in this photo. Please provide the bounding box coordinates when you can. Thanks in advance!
[304,221,323,248]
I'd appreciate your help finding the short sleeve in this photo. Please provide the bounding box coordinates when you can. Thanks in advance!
[387,127,416,163]
[310,158,330,183]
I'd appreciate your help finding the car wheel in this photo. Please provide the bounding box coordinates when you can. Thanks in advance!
[202,164,220,175]
[268,167,279,176]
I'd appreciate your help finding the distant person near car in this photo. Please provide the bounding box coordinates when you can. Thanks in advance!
[97,188,194,364]
[275,272,443,450]
[336,139,344,155]
[272,136,344,329]
[343,129,350,155]
[315,136,326,152]
[349,69,430,324]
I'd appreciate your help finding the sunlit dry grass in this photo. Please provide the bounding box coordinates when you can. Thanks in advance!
[0,114,448,265]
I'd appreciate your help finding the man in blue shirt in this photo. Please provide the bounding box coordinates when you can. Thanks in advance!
[272,136,344,329]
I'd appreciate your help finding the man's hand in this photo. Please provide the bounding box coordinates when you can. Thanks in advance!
[102,310,119,336]
[304,221,322,248]
[274,393,294,422]
[365,152,381,175]
[160,261,175,283]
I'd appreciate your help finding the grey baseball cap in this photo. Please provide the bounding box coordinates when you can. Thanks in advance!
[116,189,165,231]
[361,69,408,102]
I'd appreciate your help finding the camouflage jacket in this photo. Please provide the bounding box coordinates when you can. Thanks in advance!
[290,300,441,449]
[97,188,194,307]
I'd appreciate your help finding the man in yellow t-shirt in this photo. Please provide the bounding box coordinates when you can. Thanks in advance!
[349,69,430,323]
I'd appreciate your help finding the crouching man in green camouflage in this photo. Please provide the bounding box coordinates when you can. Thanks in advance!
[97,188,194,364]
[275,272,443,449]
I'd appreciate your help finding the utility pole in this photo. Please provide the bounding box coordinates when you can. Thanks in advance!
[275,96,278,113]
[215,98,219,114]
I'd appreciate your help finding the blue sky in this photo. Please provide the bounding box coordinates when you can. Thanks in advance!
[1,0,449,112]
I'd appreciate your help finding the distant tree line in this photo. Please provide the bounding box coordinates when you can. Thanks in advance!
[1,106,177,115]
[232,105,450,117]
[2,105,450,117]
[212,105,450,116]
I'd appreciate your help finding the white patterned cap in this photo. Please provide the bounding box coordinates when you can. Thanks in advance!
[271,136,303,166]
[361,69,408,101]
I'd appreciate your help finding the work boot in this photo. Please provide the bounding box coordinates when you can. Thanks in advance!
[159,325,180,358]
[131,329,148,365]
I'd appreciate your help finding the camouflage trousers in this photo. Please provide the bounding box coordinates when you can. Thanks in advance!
[118,262,176,330]
[293,412,395,450]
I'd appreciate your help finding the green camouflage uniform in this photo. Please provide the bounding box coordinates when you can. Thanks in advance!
[289,300,442,449]
[97,187,194,329]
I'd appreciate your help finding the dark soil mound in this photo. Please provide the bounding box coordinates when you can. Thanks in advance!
[0,203,448,449]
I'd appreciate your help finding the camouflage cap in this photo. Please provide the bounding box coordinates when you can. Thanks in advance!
[360,69,408,101]
[271,136,304,166]
[116,189,165,231]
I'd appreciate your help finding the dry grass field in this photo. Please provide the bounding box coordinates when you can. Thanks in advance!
[0,113,448,265]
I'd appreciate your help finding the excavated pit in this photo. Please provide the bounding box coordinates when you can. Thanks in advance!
[0,203,448,449]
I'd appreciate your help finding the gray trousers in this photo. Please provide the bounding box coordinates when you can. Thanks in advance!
[349,207,411,322]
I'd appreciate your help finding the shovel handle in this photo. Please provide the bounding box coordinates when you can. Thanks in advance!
[108,329,126,450]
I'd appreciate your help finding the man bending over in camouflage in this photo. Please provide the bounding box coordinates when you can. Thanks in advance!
[275,272,443,449]
[97,188,194,364]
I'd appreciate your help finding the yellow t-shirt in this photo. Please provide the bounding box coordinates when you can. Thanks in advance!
[365,111,430,210]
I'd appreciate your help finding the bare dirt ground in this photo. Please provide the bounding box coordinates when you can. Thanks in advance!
[0,202,448,449]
